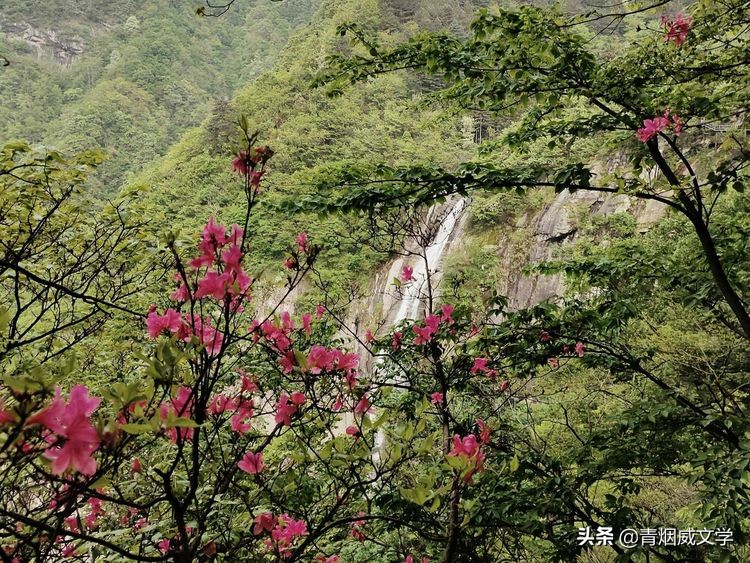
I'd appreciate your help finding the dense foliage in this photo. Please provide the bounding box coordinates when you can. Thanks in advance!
[0,0,319,196]
[1,0,750,562]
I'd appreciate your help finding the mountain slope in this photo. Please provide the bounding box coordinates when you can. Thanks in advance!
[0,0,320,195]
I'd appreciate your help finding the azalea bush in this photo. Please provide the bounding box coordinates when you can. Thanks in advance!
[2,0,750,561]
[0,126,536,562]
[300,0,750,560]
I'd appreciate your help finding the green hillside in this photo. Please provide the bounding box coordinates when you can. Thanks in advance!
[0,0,320,195]
[1,0,749,561]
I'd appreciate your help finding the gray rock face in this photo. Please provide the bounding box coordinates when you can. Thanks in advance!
[497,190,666,310]
[0,21,84,67]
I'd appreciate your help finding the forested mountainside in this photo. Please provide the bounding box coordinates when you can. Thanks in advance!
[0,0,320,195]
[1,0,750,561]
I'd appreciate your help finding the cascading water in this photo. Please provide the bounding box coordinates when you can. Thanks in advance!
[373,198,467,462]
[391,199,468,322]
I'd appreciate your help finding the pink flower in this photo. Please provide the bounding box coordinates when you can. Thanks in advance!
[470,357,497,378]
[345,425,360,438]
[190,217,228,269]
[430,392,444,405]
[662,12,692,47]
[440,304,455,325]
[208,393,232,416]
[500,380,510,392]
[365,329,375,343]
[636,110,682,142]
[672,114,683,136]
[183,315,224,355]
[392,331,403,350]
[470,358,488,374]
[450,434,480,458]
[302,313,313,335]
[158,538,171,554]
[315,304,326,319]
[290,392,307,406]
[335,349,359,372]
[281,311,294,331]
[448,433,486,483]
[159,386,194,444]
[230,399,254,433]
[238,451,265,474]
[195,271,228,300]
[253,512,278,535]
[476,418,491,444]
[274,394,298,426]
[354,395,371,415]
[65,515,79,533]
[636,116,670,142]
[85,496,104,529]
[145,308,182,339]
[249,170,264,189]
[28,386,101,476]
[412,314,441,345]
[221,244,243,271]
[228,224,244,246]
[307,345,334,374]
[232,151,249,175]
[350,512,366,541]
[131,458,142,474]
[268,515,308,558]
[400,265,416,282]
[284,257,295,269]
[575,342,585,357]
[240,373,258,393]
[296,232,309,253]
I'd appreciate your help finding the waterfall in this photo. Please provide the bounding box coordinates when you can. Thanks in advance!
[392,199,468,323]
[372,198,467,462]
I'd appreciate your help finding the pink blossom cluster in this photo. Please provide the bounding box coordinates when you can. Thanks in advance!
[252,308,368,427]
[448,419,491,483]
[253,513,308,558]
[661,13,692,47]
[238,451,265,474]
[64,494,106,535]
[168,218,253,310]
[24,386,102,476]
[158,386,194,444]
[275,392,307,426]
[412,305,454,345]
[636,109,683,142]
[306,345,359,390]
[232,145,272,187]
[285,232,313,270]
[208,392,255,433]
[470,357,496,378]
[400,265,416,282]
[146,307,224,355]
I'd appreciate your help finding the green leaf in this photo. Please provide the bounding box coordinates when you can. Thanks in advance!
[120,423,154,435]
[509,455,520,472]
